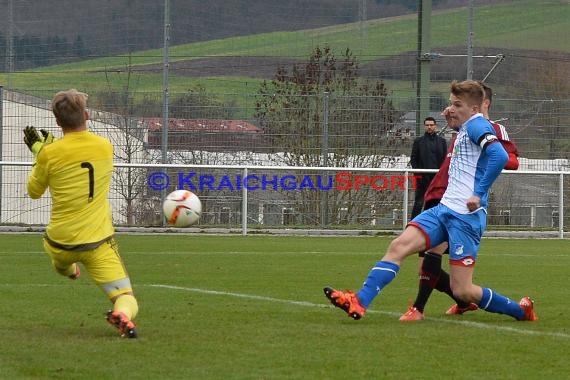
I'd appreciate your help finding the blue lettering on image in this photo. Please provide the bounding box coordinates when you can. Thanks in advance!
[244,175,260,190]
[178,172,197,191]
[200,175,216,190]
[280,175,297,190]
[298,175,316,190]
[261,175,279,190]
[217,175,235,191]
[317,175,333,190]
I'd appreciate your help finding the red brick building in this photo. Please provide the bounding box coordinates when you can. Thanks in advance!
[144,118,264,152]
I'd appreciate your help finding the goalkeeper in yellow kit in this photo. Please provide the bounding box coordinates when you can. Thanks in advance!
[24,89,139,338]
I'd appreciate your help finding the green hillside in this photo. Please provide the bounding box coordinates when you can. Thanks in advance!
[3,0,569,98]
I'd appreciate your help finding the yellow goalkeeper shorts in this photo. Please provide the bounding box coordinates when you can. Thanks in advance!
[43,236,133,299]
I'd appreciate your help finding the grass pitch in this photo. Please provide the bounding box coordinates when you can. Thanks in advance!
[0,234,569,379]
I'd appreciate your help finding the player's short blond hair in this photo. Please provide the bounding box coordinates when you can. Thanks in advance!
[450,80,484,108]
[52,89,88,129]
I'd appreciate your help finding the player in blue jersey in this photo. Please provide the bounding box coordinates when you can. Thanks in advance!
[399,81,520,321]
[324,80,537,322]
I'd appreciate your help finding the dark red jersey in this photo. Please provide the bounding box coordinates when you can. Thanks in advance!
[423,122,519,205]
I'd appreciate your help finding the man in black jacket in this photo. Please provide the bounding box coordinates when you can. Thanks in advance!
[410,117,447,219]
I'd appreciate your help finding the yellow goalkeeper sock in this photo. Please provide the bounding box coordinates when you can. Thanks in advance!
[114,294,139,320]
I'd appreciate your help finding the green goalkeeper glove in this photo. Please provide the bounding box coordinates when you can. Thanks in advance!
[23,126,55,156]
[40,129,55,144]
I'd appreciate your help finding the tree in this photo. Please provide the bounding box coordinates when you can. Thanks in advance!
[72,35,89,59]
[91,57,160,226]
[254,46,404,226]
[170,85,237,120]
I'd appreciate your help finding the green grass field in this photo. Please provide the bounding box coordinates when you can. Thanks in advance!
[0,234,569,379]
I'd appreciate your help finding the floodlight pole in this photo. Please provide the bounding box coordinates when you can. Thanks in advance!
[5,0,14,89]
[467,0,474,80]
[161,0,170,166]
[359,0,367,49]
[161,0,170,226]
[416,0,432,136]
[321,92,330,227]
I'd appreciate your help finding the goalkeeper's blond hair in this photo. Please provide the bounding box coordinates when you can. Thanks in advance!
[52,89,88,130]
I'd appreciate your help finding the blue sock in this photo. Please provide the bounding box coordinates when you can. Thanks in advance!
[357,261,400,308]
[479,287,524,320]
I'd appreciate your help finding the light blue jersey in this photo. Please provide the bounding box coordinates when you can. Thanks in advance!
[441,113,505,214]
[411,112,508,259]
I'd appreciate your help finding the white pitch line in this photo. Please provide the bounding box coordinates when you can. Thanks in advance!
[3,251,570,258]
[147,283,570,340]
[4,282,567,340]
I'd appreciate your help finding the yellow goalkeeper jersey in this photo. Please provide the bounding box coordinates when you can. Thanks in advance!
[27,130,115,246]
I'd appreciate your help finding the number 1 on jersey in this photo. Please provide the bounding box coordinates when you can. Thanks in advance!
[80,162,94,202]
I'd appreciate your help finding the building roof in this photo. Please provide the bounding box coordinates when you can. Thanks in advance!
[143,118,262,134]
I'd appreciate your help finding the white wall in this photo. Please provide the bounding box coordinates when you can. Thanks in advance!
[1,98,140,225]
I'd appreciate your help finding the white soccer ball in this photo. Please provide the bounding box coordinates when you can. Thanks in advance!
[163,190,202,227]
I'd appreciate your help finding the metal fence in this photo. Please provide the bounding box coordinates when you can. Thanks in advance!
[2,85,570,237]
[3,88,570,164]
[1,160,568,238]
[2,1,570,237]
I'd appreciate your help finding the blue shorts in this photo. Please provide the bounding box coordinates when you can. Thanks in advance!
[408,203,487,266]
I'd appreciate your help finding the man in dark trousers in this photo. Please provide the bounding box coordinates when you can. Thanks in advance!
[410,116,447,219]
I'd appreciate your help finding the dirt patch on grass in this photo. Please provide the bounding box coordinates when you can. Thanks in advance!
[138,48,570,86]
[143,56,299,79]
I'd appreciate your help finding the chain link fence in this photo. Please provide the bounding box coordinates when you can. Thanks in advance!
[1,1,570,234]
[2,85,570,234]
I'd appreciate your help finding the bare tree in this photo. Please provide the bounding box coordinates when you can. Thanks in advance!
[254,46,406,226]
[90,57,158,225]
